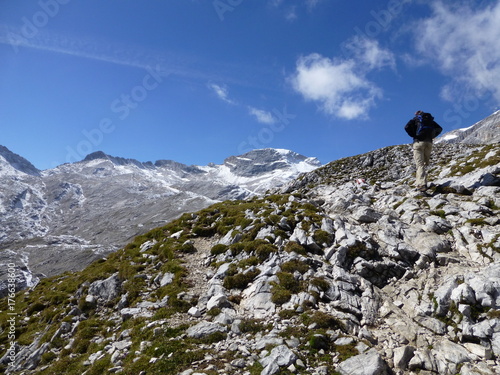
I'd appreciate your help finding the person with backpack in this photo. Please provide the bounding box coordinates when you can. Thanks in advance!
[404,110,443,192]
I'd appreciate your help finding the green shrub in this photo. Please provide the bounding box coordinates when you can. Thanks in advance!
[269,272,302,306]
[230,243,246,256]
[192,226,216,237]
[238,256,260,268]
[265,214,281,225]
[313,230,333,245]
[255,243,278,261]
[281,260,310,274]
[206,307,222,316]
[271,286,292,305]
[177,242,196,254]
[309,334,330,351]
[41,351,57,365]
[310,277,331,292]
[211,244,228,256]
[276,272,301,293]
[146,339,206,374]
[301,311,344,330]
[86,357,112,375]
[223,269,260,290]
[284,242,307,256]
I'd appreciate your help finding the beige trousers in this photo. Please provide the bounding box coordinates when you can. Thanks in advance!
[413,141,433,187]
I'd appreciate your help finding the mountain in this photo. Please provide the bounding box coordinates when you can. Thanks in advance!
[436,109,500,145]
[1,142,498,375]
[0,146,40,177]
[0,148,320,294]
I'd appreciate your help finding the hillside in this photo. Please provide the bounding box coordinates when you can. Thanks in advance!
[1,142,499,375]
[0,148,320,296]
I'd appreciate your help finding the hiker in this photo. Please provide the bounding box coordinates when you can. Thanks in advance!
[404,110,443,192]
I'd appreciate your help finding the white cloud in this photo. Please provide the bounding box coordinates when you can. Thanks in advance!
[207,84,275,124]
[208,83,236,105]
[290,38,393,120]
[306,0,321,10]
[248,107,276,124]
[346,37,396,71]
[270,0,322,21]
[415,1,500,102]
[284,6,298,21]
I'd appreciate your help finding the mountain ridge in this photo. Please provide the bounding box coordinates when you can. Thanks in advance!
[436,109,500,145]
[0,147,320,295]
[0,146,40,177]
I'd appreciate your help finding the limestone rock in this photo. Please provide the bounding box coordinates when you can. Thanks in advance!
[88,273,121,302]
[337,348,390,375]
[186,321,227,339]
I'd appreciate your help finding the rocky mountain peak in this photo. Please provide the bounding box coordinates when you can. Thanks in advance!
[437,109,500,145]
[223,148,321,177]
[0,146,40,177]
[82,151,151,169]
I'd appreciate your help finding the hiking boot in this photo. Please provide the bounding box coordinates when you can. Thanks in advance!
[417,185,427,192]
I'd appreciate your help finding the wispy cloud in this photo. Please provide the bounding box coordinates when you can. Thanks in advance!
[207,82,236,105]
[270,0,323,21]
[413,1,500,102]
[248,107,276,124]
[207,82,277,124]
[306,0,322,11]
[0,26,157,69]
[290,38,394,120]
[0,26,217,82]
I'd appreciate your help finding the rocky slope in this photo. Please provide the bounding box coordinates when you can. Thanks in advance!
[0,142,499,375]
[0,148,320,295]
[436,110,500,145]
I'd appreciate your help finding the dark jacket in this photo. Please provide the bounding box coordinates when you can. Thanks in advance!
[405,115,442,142]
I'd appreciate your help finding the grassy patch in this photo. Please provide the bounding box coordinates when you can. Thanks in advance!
[281,259,310,274]
[223,269,261,290]
[430,210,446,219]
[284,241,307,256]
[466,218,487,226]
[301,311,344,331]
[239,318,272,334]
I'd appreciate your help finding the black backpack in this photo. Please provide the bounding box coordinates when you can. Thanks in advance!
[415,112,440,141]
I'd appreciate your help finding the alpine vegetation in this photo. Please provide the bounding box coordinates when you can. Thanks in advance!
[0,141,499,375]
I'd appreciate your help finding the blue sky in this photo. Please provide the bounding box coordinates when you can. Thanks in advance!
[1,0,499,170]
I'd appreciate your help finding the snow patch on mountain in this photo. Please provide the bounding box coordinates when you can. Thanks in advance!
[0,145,40,177]
[437,109,500,144]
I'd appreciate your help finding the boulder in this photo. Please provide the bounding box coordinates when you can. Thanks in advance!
[337,348,390,375]
[260,345,297,370]
[352,206,382,223]
[393,345,415,370]
[186,321,227,339]
[88,274,121,302]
